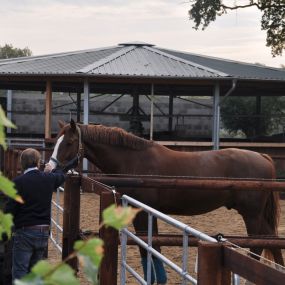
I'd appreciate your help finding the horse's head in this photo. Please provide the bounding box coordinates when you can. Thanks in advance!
[49,119,82,170]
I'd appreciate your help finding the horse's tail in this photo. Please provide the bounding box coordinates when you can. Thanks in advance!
[261,153,281,260]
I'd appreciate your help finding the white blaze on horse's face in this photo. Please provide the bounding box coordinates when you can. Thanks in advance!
[49,135,64,169]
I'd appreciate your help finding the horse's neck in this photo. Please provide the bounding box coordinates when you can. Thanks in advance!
[82,139,137,173]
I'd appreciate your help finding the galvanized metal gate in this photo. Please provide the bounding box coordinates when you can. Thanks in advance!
[120,194,230,285]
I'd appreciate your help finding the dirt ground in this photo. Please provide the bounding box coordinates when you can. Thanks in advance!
[48,192,285,285]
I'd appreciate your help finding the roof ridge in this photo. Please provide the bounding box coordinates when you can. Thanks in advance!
[0,45,119,66]
[158,47,284,72]
[76,45,136,73]
[145,46,230,77]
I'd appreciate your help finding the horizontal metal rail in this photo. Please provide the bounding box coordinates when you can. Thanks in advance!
[123,229,197,284]
[120,194,217,285]
[51,218,63,232]
[51,201,64,212]
[50,186,64,253]
[122,195,216,243]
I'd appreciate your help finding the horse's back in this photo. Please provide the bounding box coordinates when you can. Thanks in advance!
[159,145,275,179]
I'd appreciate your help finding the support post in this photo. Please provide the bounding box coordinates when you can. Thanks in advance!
[62,175,81,271]
[99,191,119,285]
[76,92,81,123]
[198,241,231,285]
[150,84,154,140]
[6,90,12,134]
[212,83,220,150]
[168,94,174,133]
[83,79,89,125]
[45,81,52,139]
[255,96,261,136]
[83,79,89,172]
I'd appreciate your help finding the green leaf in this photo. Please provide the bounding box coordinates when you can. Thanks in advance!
[47,264,79,285]
[103,205,140,230]
[0,105,16,150]
[0,105,16,128]
[0,211,13,239]
[0,175,23,202]
[17,261,79,285]
[79,256,99,285]
[14,276,43,285]
[31,260,53,277]
[74,238,104,267]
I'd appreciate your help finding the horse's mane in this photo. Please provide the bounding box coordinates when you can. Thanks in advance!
[80,124,153,150]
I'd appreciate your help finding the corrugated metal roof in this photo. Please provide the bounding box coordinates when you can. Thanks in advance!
[77,45,227,78]
[0,42,284,81]
[158,47,285,81]
[0,46,121,74]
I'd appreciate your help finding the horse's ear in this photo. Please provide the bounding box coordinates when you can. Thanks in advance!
[70,119,76,132]
[58,120,66,129]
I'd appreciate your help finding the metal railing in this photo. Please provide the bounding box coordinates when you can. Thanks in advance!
[50,186,64,253]
[120,195,217,285]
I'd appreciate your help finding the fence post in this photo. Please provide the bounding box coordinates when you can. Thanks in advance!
[197,241,231,285]
[62,175,81,271]
[99,190,119,285]
[12,150,19,179]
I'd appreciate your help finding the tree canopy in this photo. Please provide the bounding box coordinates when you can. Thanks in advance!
[0,44,32,59]
[188,0,285,56]
[220,96,285,138]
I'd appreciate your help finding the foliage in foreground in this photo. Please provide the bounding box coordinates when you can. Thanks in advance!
[14,205,139,285]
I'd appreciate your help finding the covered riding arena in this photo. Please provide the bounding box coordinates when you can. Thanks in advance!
[1,42,285,284]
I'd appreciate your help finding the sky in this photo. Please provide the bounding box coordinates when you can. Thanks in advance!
[0,0,284,68]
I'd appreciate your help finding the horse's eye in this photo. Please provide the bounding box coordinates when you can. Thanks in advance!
[67,139,74,145]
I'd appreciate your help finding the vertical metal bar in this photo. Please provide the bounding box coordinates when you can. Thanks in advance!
[150,84,154,141]
[120,198,128,285]
[232,274,240,285]
[45,80,52,139]
[76,92,81,123]
[83,79,89,172]
[181,231,189,285]
[56,187,60,245]
[168,94,174,133]
[147,213,153,285]
[6,90,12,134]
[212,83,220,150]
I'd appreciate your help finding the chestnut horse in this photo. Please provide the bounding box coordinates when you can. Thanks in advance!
[51,120,283,284]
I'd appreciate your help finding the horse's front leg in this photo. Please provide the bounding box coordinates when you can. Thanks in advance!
[133,212,167,284]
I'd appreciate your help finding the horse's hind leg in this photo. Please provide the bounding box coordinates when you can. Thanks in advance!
[133,212,167,284]
[242,213,264,259]
[242,213,284,266]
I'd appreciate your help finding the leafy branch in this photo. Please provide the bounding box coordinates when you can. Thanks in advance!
[15,205,140,285]
[188,0,285,56]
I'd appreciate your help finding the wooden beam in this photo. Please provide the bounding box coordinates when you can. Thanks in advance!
[198,241,231,285]
[62,175,81,271]
[91,176,285,192]
[223,246,285,285]
[45,80,52,139]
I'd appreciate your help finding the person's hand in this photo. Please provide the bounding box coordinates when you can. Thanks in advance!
[44,163,53,173]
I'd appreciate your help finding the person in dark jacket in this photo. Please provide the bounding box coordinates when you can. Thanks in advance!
[5,148,65,282]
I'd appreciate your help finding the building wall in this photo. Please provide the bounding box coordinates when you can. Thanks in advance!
[5,91,213,137]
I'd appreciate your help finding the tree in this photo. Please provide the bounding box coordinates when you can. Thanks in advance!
[220,96,285,138]
[0,44,32,59]
[188,0,285,56]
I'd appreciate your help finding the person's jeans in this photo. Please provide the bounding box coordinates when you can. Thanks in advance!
[12,228,49,282]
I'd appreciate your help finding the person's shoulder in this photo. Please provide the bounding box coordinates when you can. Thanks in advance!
[13,173,25,182]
